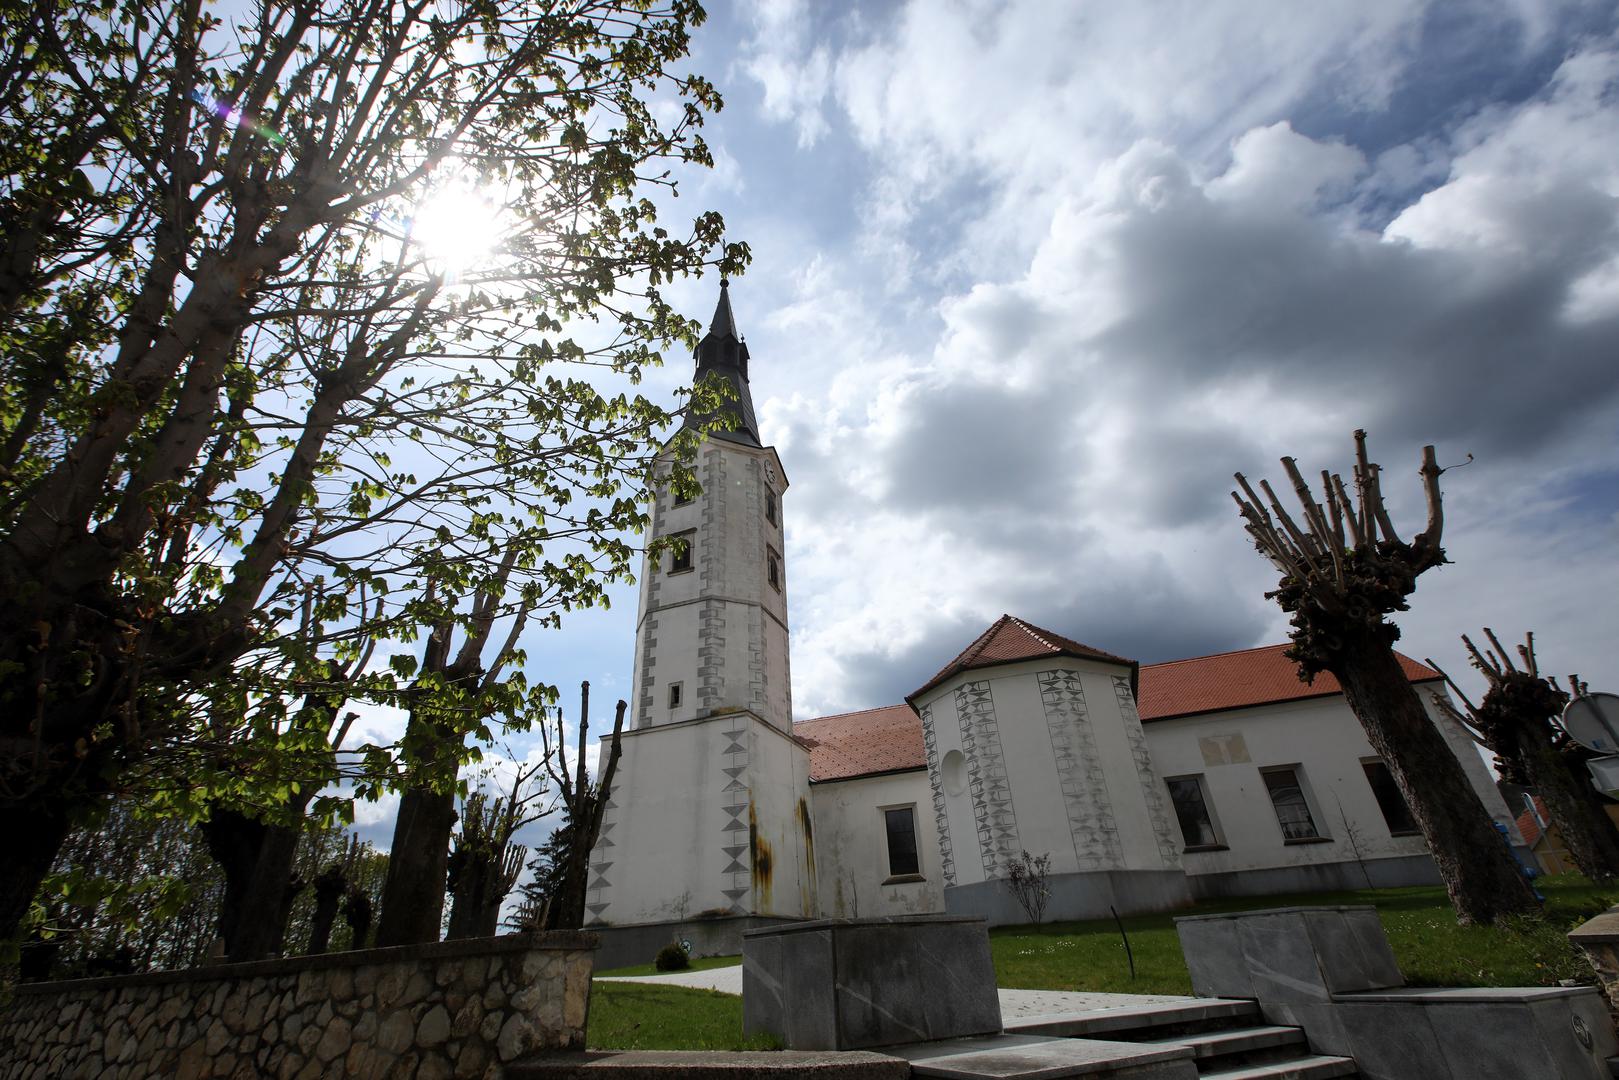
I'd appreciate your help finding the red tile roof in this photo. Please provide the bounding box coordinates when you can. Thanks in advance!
[909,614,1134,701]
[1516,796,1550,847]
[1136,644,1439,721]
[797,633,1443,783]
[794,704,925,782]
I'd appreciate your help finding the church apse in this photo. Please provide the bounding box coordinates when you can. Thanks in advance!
[910,623,1194,923]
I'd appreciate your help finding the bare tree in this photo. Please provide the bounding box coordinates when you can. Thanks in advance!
[540,681,625,930]
[445,758,551,939]
[1004,850,1053,927]
[1232,430,1538,923]
[197,583,373,961]
[1427,631,1619,882]
[374,553,533,946]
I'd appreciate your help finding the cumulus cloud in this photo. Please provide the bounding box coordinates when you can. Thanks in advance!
[735,11,1619,716]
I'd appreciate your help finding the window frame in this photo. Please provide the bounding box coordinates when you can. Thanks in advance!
[1260,764,1329,844]
[668,529,695,574]
[1165,773,1226,852]
[765,488,777,526]
[766,546,781,591]
[668,681,683,710]
[880,803,924,883]
[1361,757,1420,837]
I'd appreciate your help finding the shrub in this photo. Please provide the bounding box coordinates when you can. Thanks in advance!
[654,942,691,971]
[1005,850,1053,926]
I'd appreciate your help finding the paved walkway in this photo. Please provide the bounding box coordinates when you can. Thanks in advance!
[595,964,1197,1019]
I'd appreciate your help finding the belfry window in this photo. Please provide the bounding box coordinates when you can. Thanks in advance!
[669,530,695,574]
[668,682,683,710]
[767,548,781,591]
[765,489,777,525]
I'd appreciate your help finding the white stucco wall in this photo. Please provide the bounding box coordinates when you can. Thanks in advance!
[1142,682,1523,880]
[631,439,791,733]
[809,769,944,918]
[913,657,1182,890]
[584,710,813,926]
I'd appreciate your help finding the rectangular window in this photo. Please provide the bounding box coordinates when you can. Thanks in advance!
[674,488,694,507]
[883,806,921,878]
[669,530,694,574]
[767,548,781,591]
[668,682,683,710]
[765,489,777,525]
[1362,759,1419,836]
[1166,775,1222,850]
[1262,766,1325,842]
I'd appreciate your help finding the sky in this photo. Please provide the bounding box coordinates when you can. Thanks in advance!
[350,0,1619,851]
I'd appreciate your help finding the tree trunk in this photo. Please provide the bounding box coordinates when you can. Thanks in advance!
[307,867,346,955]
[0,798,76,951]
[374,786,457,946]
[445,853,500,940]
[342,887,373,949]
[546,836,591,931]
[1330,634,1539,923]
[199,808,303,962]
[1537,750,1619,881]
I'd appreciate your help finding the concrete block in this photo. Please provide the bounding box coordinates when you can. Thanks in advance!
[1260,1000,1351,1058]
[1337,1001,1453,1080]
[1340,987,1614,1080]
[1531,991,1619,1080]
[1177,906,1399,1003]
[743,916,1002,1051]
[1174,918,1252,1001]
[743,927,836,1051]
[1424,1001,1548,1080]
[1236,911,1333,1003]
[1300,908,1401,993]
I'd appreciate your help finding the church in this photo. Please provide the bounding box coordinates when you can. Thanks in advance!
[584,284,1524,957]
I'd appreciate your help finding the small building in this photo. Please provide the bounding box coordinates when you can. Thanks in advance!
[1513,794,1619,876]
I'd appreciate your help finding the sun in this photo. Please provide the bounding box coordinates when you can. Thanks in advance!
[407,176,510,277]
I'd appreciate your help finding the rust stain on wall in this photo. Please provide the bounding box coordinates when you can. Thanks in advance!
[797,796,817,915]
[749,801,774,909]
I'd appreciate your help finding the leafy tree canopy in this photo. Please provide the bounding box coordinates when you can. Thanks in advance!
[0,0,745,940]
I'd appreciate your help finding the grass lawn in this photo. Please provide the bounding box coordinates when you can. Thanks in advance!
[587,982,776,1051]
[990,875,1619,995]
[583,875,1619,1049]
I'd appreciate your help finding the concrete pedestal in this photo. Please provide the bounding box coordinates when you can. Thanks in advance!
[743,915,1002,1050]
[1176,905,1617,1080]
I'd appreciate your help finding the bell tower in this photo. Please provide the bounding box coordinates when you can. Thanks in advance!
[629,279,793,732]
[585,282,815,930]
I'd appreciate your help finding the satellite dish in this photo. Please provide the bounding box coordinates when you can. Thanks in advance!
[1563,693,1619,754]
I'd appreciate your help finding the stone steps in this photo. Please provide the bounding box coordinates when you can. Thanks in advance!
[1200,1055,1358,1080]
[1004,998,1264,1040]
[1012,999,1358,1080]
[1135,1024,1306,1063]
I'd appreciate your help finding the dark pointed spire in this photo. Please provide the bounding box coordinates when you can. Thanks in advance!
[687,279,760,446]
[710,277,739,338]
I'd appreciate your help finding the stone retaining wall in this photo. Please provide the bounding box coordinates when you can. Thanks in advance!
[0,931,596,1080]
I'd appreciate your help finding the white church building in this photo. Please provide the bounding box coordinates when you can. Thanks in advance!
[585,284,1525,955]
